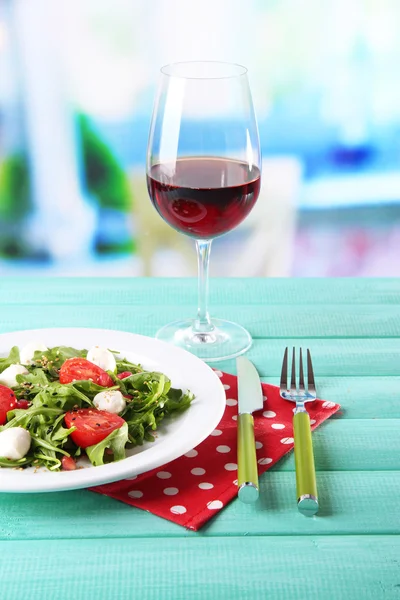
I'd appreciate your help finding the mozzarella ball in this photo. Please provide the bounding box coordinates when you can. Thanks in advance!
[0,427,31,460]
[87,346,116,372]
[0,364,29,388]
[93,390,126,414]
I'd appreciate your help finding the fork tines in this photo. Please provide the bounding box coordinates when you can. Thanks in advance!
[280,347,315,395]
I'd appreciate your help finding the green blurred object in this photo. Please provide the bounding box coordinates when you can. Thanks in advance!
[79,114,133,213]
[0,153,32,258]
[0,153,32,220]
[78,114,135,256]
[96,238,136,255]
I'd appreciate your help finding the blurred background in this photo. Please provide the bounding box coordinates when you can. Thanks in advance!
[1,0,400,277]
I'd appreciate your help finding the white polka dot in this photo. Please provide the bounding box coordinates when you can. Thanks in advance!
[310,419,316,425]
[271,423,285,430]
[191,467,206,476]
[185,449,198,458]
[128,490,143,498]
[263,411,276,418]
[125,476,137,480]
[281,437,294,444]
[170,505,187,515]
[210,429,223,436]
[322,401,335,409]
[216,445,231,453]
[207,500,223,510]
[226,398,238,406]
[163,487,179,496]
[232,415,238,421]
[224,463,237,471]
[198,482,214,490]
[258,457,273,465]
[157,471,172,479]
[214,370,223,377]
[233,479,238,485]
[255,441,263,449]
[223,384,230,390]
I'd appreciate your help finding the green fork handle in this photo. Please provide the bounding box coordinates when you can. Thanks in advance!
[293,411,319,516]
[237,413,259,503]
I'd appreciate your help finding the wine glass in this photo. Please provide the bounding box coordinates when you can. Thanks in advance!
[146,61,261,362]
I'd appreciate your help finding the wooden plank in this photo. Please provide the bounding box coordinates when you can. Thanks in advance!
[1,471,400,540]
[224,338,400,378]
[1,304,400,339]
[209,471,400,537]
[274,419,400,472]
[0,277,399,306]
[262,376,400,419]
[0,535,399,600]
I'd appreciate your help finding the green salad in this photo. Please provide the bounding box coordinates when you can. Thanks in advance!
[0,344,193,471]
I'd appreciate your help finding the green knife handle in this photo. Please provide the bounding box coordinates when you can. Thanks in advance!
[237,413,259,503]
[293,411,319,516]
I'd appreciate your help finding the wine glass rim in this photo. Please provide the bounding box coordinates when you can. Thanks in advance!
[160,61,248,80]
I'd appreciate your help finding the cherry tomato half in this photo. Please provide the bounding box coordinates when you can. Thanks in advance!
[59,358,114,388]
[64,408,124,448]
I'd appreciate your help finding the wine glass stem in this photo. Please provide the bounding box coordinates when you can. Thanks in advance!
[194,239,214,333]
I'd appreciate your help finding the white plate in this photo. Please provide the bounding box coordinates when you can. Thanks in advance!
[0,328,226,493]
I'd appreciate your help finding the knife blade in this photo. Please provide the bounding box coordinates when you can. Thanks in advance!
[236,356,264,503]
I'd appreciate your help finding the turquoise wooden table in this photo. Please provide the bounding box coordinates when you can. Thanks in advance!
[0,277,399,600]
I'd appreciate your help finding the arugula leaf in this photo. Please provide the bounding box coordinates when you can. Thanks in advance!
[2,406,64,430]
[115,357,143,375]
[71,379,119,400]
[106,370,128,396]
[0,456,33,468]
[30,382,93,411]
[86,422,128,466]
[164,388,194,414]
[32,451,61,471]
[0,346,20,373]
[122,371,166,392]
[125,408,158,445]
[12,368,52,402]
[48,413,76,444]
[31,436,70,456]
[17,368,50,387]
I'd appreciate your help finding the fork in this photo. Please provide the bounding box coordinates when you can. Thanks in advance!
[280,347,318,516]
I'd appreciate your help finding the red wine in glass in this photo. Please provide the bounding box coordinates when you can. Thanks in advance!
[147,157,261,239]
[147,61,261,361]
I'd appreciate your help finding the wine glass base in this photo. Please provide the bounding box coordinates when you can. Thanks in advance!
[155,318,252,362]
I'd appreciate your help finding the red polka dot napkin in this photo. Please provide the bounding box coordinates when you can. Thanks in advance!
[91,370,340,530]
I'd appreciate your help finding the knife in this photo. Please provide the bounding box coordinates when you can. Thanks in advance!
[236,356,264,503]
